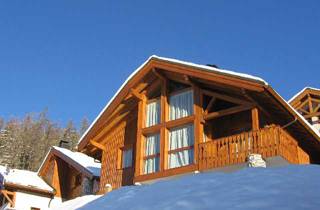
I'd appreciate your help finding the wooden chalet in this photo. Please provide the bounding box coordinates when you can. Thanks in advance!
[77,56,320,193]
[38,146,101,201]
[289,87,320,132]
[0,165,56,210]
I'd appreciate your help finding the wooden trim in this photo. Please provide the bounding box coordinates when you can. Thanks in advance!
[143,153,160,160]
[251,107,260,131]
[165,115,195,129]
[142,124,162,135]
[168,146,194,154]
[4,183,53,197]
[134,164,197,183]
[204,105,252,120]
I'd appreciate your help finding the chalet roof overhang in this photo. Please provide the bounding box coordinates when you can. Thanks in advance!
[3,182,54,196]
[77,56,320,155]
[38,147,97,180]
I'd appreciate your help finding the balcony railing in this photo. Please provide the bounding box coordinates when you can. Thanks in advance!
[198,125,308,170]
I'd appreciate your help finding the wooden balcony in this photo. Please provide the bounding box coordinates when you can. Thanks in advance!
[198,125,310,171]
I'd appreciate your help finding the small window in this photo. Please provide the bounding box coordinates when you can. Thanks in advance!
[75,174,82,186]
[169,90,194,120]
[168,124,194,169]
[146,99,161,127]
[144,133,160,174]
[122,148,133,168]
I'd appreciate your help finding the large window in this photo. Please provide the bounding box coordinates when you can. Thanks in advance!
[144,133,160,174]
[169,90,193,120]
[146,99,160,127]
[168,124,194,169]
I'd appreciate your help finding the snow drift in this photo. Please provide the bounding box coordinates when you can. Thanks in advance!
[54,165,320,210]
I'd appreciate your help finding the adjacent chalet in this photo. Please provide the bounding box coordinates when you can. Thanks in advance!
[0,165,58,210]
[38,146,101,201]
[289,87,320,132]
[77,56,320,193]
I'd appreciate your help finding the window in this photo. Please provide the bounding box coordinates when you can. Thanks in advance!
[144,133,160,174]
[169,90,193,120]
[75,174,82,186]
[122,148,133,168]
[168,124,194,169]
[146,99,160,127]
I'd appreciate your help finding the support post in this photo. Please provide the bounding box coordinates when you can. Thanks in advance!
[134,94,146,177]
[193,85,204,168]
[251,107,260,131]
[160,79,169,171]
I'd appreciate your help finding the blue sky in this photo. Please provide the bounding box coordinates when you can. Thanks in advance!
[0,1,319,127]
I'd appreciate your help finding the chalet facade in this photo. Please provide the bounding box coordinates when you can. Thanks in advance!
[289,87,320,132]
[0,165,60,210]
[77,56,320,193]
[38,146,101,201]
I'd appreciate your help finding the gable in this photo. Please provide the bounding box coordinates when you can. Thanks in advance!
[78,56,269,151]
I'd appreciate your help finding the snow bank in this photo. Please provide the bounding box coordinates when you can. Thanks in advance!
[58,165,320,210]
[0,165,53,192]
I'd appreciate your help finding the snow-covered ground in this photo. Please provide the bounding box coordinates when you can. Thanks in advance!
[51,165,320,210]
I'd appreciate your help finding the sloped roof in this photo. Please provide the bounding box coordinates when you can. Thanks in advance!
[77,55,320,151]
[0,165,53,194]
[38,146,101,179]
[288,87,320,104]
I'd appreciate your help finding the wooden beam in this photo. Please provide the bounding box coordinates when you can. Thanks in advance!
[251,107,260,131]
[152,68,166,81]
[241,89,273,120]
[308,94,314,113]
[0,190,14,208]
[193,85,203,168]
[134,94,147,176]
[314,104,320,113]
[90,140,107,152]
[202,89,252,106]
[204,105,252,120]
[304,112,320,119]
[131,88,143,101]
[160,78,169,171]
[52,159,61,197]
[205,97,216,114]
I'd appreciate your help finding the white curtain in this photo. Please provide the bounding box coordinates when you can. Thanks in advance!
[122,149,132,168]
[169,90,194,120]
[146,100,160,127]
[168,124,194,169]
[144,133,160,174]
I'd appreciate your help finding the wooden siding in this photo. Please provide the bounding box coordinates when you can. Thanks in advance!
[99,112,137,192]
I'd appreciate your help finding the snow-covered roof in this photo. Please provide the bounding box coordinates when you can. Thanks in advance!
[39,146,101,177]
[288,87,320,103]
[78,55,267,146]
[49,165,320,210]
[0,165,53,193]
